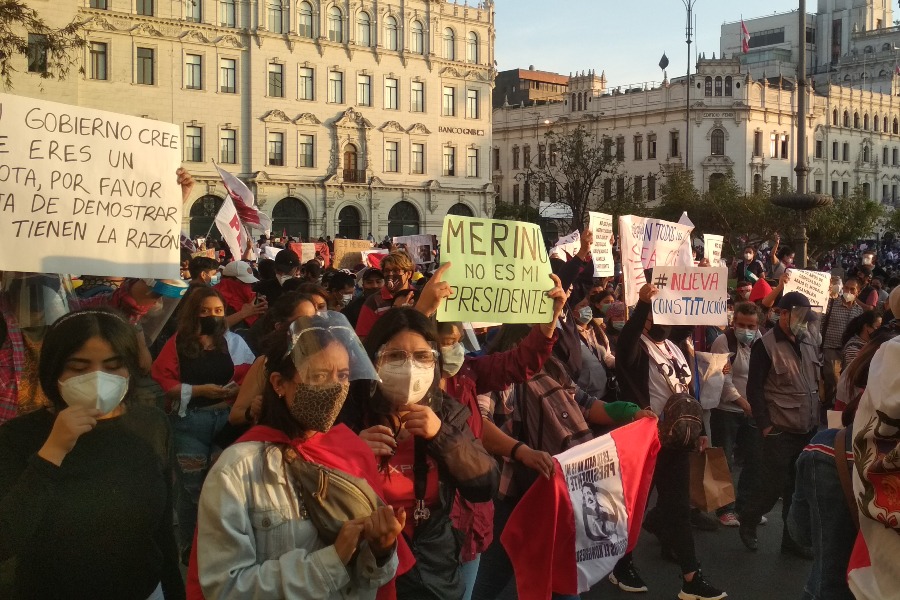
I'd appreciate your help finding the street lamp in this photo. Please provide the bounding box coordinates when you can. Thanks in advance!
[681,0,698,170]
[771,0,832,268]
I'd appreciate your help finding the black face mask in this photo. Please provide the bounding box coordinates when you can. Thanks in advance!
[647,324,671,343]
[198,316,226,336]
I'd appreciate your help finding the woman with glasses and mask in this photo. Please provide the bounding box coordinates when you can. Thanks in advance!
[0,309,183,600]
[355,252,417,339]
[151,287,255,564]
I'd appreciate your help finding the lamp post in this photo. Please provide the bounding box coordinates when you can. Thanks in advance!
[771,0,832,268]
[682,0,698,170]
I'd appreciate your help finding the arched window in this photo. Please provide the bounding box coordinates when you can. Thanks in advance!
[410,20,424,54]
[577,93,583,111]
[843,111,850,127]
[570,93,576,112]
[448,202,474,217]
[710,128,725,156]
[832,109,838,125]
[298,1,313,38]
[884,43,892,51]
[388,201,420,237]
[466,31,479,63]
[443,28,455,60]
[189,195,224,238]
[272,197,310,241]
[753,174,762,194]
[885,116,889,131]
[384,16,398,51]
[714,76,723,97]
[337,206,361,239]
[357,11,371,47]
[863,145,870,162]
[327,6,343,42]
[704,76,712,97]
[875,114,880,131]
[864,114,870,130]
[343,144,363,182]
[894,118,899,135]
[854,112,860,128]
[724,76,733,96]
[863,182,871,199]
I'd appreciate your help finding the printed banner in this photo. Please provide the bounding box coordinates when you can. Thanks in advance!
[333,238,372,270]
[619,215,694,306]
[783,269,831,313]
[437,214,554,324]
[0,93,181,278]
[393,234,436,266]
[588,212,614,277]
[704,234,724,267]
[650,266,729,326]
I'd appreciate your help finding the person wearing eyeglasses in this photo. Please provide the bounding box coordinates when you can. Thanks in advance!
[354,252,418,339]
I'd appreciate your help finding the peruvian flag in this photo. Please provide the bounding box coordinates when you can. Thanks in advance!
[502,419,660,599]
[741,20,751,53]
[214,195,248,261]
[214,162,272,235]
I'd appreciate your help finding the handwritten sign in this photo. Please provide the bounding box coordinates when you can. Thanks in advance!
[333,238,372,270]
[703,234,724,267]
[650,266,728,326]
[393,234,436,266]
[551,230,580,259]
[783,269,831,313]
[0,93,181,278]
[588,212,614,277]
[619,215,694,306]
[289,241,330,267]
[437,214,553,324]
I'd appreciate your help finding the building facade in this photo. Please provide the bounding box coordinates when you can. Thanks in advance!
[493,66,570,109]
[14,0,496,240]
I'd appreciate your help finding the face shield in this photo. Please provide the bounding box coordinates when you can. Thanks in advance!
[786,306,812,340]
[288,311,378,384]
[138,279,189,346]
[0,272,79,343]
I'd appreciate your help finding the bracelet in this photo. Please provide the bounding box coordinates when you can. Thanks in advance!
[510,441,525,461]
[244,405,253,424]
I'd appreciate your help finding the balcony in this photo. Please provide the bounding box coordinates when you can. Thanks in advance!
[342,169,367,183]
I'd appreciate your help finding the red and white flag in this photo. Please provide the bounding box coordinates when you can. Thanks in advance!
[741,20,751,53]
[214,162,272,235]
[502,419,660,599]
[214,195,247,261]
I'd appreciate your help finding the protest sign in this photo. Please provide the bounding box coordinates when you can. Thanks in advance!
[289,242,331,267]
[588,212,614,277]
[704,234,724,267]
[0,93,182,278]
[552,230,581,259]
[333,238,372,270]
[783,269,831,312]
[361,248,388,268]
[619,215,694,306]
[437,214,554,324]
[650,266,729,326]
[393,234,436,266]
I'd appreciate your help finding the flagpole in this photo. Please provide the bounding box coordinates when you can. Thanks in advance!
[682,0,698,172]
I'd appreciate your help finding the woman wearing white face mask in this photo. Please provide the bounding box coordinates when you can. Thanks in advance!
[0,309,183,600]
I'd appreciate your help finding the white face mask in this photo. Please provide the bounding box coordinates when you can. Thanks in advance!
[378,362,434,405]
[441,343,466,377]
[843,292,856,303]
[277,274,294,286]
[342,293,353,305]
[744,253,754,262]
[862,256,873,266]
[58,371,128,415]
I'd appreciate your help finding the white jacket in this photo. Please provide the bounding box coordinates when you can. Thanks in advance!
[197,441,398,599]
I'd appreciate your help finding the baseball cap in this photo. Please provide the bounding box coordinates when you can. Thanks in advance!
[222,260,258,284]
[275,249,300,269]
[778,291,812,310]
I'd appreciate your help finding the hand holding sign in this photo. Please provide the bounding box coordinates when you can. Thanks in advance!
[578,227,593,260]
[639,283,659,304]
[416,262,452,318]
[177,168,194,205]
[540,273,566,338]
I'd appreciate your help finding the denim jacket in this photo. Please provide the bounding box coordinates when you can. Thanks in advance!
[197,441,398,599]
[787,429,856,600]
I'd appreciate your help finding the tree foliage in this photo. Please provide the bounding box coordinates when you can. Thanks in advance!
[806,187,884,259]
[0,0,86,88]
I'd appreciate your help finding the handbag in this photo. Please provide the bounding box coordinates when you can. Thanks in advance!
[282,446,383,545]
[688,447,736,512]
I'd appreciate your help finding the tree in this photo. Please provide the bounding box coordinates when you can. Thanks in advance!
[0,1,86,88]
[806,186,884,260]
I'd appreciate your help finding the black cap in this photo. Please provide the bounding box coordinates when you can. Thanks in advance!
[778,291,812,310]
[275,249,300,269]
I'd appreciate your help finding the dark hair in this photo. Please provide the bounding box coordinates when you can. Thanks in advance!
[436,321,463,338]
[362,268,384,281]
[255,292,316,353]
[734,301,760,320]
[326,272,355,293]
[845,277,862,290]
[589,290,614,305]
[257,258,276,281]
[777,245,794,260]
[188,256,219,280]
[842,330,900,426]
[175,287,228,359]
[39,309,140,411]
[484,323,532,355]
[283,279,328,303]
[842,310,882,347]
[302,259,322,279]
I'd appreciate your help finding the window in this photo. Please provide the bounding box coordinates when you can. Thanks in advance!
[467,148,479,177]
[185,126,202,162]
[411,81,424,112]
[443,146,456,176]
[467,32,479,63]
[648,135,656,159]
[843,111,850,127]
[771,176,779,192]
[634,176,643,199]
[884,185,889,201]
[384,16,398,51]
[220,58,236,93]
[704,77,712,97]
[725,76,732,96]
[523,145,531,167]
[603,138,613,159]
[492,148,500,171]
[648,175,656,202]
[894,118,899,135]
[602,179,612,201]
[538,182,546,202]
[412,143,425,174]
[753,131,763,157]
[771,134,788,159]
[513,184,520,205]
[875,115,880,132]
[298,2,313,37]
[411,21,424,54]
[634,136,643,160]
[616,177,625,199]
[328,71,344,103]
[894,148,898,166]
[136,47,154,85]
[443,28,455,60]
[781,177,789,192]
[299,67,314,100]
[357,12,372,47]
[748,26,785,49]
[512,147,519,170]
[884,147,889,165]
[299,134,314,167]
[220,129,236,164]
[832,109,838,126]
[268,63,284,97]
[357,75,371,106]
[815,179,823,193]
[384,78,398,110]
[328,7,343,42]
[843,142,849,161]
[442,86,455,116]
[136,0,154,16]
[268,2,284,33]
[89,42,107,81]
[538,144,546,168]
[220,0,236,27]
[711,129,725,156]
[615,137,625,161]
[89,0,108,8]
[893,185,898,202]
[781,135,789,160]
[466,89,479,119]
[185,54,202,89]
[815,140,823,159]
[864,114,870,130]
[842,181,849,197]
[186,0,201,22]
[832,141,838,160]
[854,113,860,129]
[27,34,48,74]
[669,131,679,157]
[714,76,722,97]
[385,141,399,172]
[831,180,838,198]
[268,132,284,166]
[864,146,870,163]
[753,174,762,194]
[549,143,557,166]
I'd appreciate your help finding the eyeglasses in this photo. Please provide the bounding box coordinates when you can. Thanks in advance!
[377,348,437,368]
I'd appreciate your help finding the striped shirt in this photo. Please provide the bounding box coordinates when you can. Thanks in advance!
[823,298,863,349]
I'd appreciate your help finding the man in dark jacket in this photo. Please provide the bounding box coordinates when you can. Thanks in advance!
[253,248,300,304]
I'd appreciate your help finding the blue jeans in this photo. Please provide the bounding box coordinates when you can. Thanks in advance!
[460,555,481,600]
[171,406,230,549]
[709,409,761,516]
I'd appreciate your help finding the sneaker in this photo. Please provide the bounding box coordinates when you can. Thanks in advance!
[690,508,719,531]
[609,562,649,593]
[678,571,727,600]
[718,512,740,527]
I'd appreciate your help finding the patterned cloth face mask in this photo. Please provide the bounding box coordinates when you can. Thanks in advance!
[287,382,350,432]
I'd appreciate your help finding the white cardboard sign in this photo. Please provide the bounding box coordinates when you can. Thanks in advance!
[619,215,694,306]
[650,266,729,326]
[588,212,614,277]
[704,234,724,267]
[783,269,831,313]
[0,93,181,278]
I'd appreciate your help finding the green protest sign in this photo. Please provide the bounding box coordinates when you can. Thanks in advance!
[437,214,554,324]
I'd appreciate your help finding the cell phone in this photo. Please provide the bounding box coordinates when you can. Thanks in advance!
[254,293,266,305]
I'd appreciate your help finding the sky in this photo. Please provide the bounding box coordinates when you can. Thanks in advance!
[494,0,803,86]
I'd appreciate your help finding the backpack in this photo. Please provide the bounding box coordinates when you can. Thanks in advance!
[658,392,704,450]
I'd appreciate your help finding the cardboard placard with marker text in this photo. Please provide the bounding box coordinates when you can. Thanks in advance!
[783,269,831,313]
[619,215,695,307]
[651,266,729,327]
